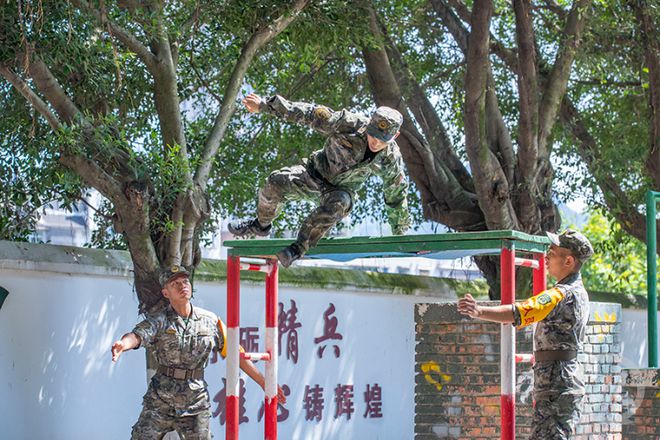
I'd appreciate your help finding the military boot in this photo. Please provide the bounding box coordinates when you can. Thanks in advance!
[276,243,304,268]
[228,218,272,237]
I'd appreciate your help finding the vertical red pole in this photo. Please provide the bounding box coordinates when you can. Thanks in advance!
[226,256,240,440]
[264,260,279,440]
[530,252,546,408]
[532,252,547,295]
[500,242,516,440]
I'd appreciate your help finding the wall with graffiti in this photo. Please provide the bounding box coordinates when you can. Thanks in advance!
[0,242,447,440]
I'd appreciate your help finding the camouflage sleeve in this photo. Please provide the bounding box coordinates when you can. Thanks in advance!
[380,144,410,235]
[513,287,565,328]
[259,95,362,136]
[132,315,164,348]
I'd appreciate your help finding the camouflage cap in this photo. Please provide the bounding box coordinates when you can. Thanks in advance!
[546,229,594,262]
[159,265,190,287]
[366,107,403,142]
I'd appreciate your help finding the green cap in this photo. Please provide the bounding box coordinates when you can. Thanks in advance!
[546,229,594,262]
[366,107,403,142]
[159,265,190,287]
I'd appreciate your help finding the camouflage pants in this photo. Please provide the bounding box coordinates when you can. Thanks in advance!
[529,394,582,439]
[131,406,212,440]
[257,163,353,253]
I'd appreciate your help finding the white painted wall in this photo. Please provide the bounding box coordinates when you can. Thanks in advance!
[0,264,434,440]
[619,308,660,369]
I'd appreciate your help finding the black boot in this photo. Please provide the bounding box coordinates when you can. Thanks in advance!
[228,218,272,237]
[276,243,304,268]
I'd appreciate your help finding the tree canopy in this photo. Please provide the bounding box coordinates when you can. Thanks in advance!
[1,0,658,307]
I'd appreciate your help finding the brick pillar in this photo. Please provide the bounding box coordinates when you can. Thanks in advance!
[622,368,660,440]
[574,302,622,440]
[415,301,622,440]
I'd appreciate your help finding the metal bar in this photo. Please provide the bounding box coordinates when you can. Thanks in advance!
[226,234,550,259]
[265,259,279,440]
[239,262,271,273]
[500,241,516,440]
[240,352,272,361]
[531,251,546,404]
[647,191,659,368]
[226,256,241,440]
[532,253,547,296]
[515,257,539,269]
[515,353,534,363]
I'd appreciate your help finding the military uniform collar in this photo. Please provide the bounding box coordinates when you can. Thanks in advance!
[165,303,199,321]
[556,272,581,285]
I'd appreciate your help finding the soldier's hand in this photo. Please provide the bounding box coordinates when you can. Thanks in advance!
[242,93,262,113]
[457,294,481,318]
[111,340,125,362]
[277,385,287,404]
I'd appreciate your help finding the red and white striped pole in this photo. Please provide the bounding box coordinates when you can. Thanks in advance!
[532,252,546,295]
[500,242,516,440]
[264,260,279,440]
[226,256,241,440]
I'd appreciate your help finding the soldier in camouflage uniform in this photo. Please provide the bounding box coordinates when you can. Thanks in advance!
[229,93,411,267]
[111,266,286,439]
[458,229,594,439]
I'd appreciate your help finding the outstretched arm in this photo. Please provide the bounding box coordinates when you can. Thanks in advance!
[245,93,361,136]
[457,294,515,323]
[239,357,287,403]
[380,147,410,235]
[111,332,141,362]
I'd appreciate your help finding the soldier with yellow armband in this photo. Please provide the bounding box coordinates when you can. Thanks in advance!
[110,265,286,439]
[458,229,594,440]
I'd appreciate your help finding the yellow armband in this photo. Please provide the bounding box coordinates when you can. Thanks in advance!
[515,288,564,328]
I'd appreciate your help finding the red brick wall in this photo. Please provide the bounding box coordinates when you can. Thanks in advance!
[414,301,622,440]
[622,368,660,440]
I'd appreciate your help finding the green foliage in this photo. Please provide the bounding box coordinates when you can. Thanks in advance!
[578,209,647,295]
[0,0,655,266]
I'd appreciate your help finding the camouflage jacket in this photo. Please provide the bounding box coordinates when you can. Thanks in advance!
[132,305,227,416]
[260,95,411,234]
[513,272,590,397]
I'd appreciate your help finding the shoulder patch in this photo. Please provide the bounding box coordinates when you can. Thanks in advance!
[537,293,552,305]
[314,106,331,120]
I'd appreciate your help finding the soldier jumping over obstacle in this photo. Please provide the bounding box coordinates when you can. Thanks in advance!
[229,93,411,267]
[458,229,594,439]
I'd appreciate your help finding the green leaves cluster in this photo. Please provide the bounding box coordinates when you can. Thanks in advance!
[579,209,648,295]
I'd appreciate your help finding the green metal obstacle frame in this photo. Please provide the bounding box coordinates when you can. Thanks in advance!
[223,230,550,440]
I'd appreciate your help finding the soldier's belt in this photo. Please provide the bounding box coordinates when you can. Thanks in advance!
[157,365,204,380]
[534,350,578,362]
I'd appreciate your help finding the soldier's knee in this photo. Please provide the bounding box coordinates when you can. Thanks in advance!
[323,190,352,216]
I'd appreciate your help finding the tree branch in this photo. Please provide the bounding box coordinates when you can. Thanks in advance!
[381,21,474,193]
[20,54,81,124]
[464,0,518,230]
[0,65,61,130]
[70,0,157,71]
[361,2,484,230]
[195,0,310,189]
[430,0,516,184]
[560,98,658,249]
[631,0,660,189]
[538,0,591,156]
[573,79,642,87]
[513,0,539,184]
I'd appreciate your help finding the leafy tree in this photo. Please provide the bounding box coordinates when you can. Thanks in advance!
[579,209,647,295]
[1,0,658,304]
[0,0,311,313]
